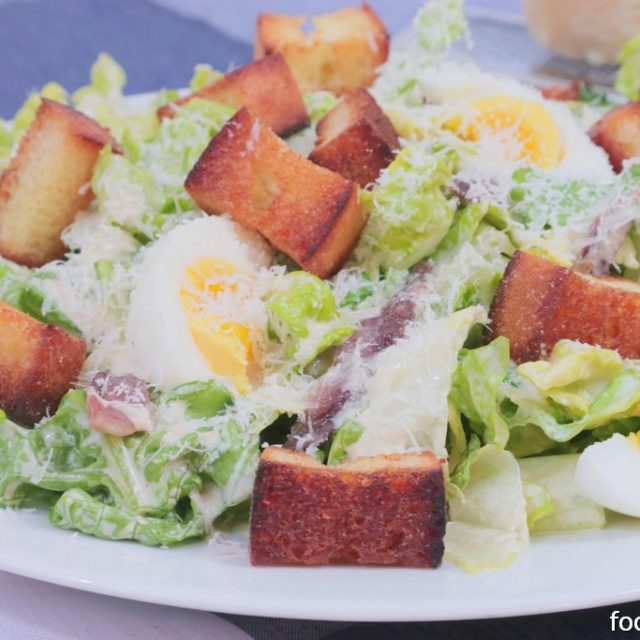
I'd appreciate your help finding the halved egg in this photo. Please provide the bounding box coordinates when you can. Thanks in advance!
[126,216,272,394]
[575,433,640,517]
[446,95,564,168]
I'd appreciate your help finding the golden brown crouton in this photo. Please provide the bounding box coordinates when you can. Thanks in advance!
[250,447,445,567]
[255,4,389,95]
[185,107,367,278]
[0,302,86,426]
[488,251,640,363]
[309,88,399,187]
[0,99,119,267]
[157,54,309,138]
[588,102,640,173]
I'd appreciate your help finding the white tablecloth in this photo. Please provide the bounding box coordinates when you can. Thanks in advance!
[0,571,251,640]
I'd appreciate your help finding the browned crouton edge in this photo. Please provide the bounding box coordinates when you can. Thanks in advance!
[0,301,86,426]
[488,250,640,362]
[250,447,445,567]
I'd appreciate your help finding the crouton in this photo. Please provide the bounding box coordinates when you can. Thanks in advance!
[0,99,119,267]
[309,88,399,187]
[250,447,445,567]
[541,81,582,101]
[185,107,367,278]
[488,250,640,363]
[255,4,389,95]
[0,302,86,426]
[157,54,309,138]
[588,102,640,173]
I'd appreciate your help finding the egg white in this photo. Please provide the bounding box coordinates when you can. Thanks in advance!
[575,434,640,517]
[417,61,613,179]
[126,215,272,391]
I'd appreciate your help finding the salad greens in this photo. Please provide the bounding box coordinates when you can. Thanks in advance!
[2,0,640,574]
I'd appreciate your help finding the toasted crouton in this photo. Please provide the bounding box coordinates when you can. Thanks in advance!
[588,102,640,173]
[488,251,640,363]
[0,99,119,267]
[540,81,582,101]
[309,88,399,187]
[157,55,309,138]
[250,447,445,567]
[255,4,389,95]
[0,302,86,426]
[185,107,367,278]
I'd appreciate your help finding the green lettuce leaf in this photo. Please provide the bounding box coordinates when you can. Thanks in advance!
[72,53,159,143]
[413,0,468,54]
[164,380,233,420]
[0,389,271,544]
[0,82,68,171]
[517,340,626,418]
[304,91,339,124]
[267,272,354,366]
[140,98,234,211]
[327,420,363,465]
[509,166,611,229]
[189,64,223,91]
[0,260,80,335]
[519,455,606,532]
[357,143,457,269]
[50,488,205,546]
[615,33,640,101]
[445,445,528,572]
[450,337,510,448]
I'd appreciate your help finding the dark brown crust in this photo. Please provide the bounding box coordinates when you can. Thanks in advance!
[0,302,86,425]
[540,81,582,101]
[309,88,399,187]
[158,55,309,138]
[250,448,445,567]
[488,251,640,362]
[185,107,367,278]
[0,99,120,267]
[588,102,640,173]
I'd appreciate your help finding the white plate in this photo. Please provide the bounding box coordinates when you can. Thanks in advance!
[1,507,640,621]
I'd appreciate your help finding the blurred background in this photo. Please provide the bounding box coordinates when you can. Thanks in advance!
[0,0,610,118]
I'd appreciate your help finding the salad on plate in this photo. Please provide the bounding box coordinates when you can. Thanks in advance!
[2,0,640,574]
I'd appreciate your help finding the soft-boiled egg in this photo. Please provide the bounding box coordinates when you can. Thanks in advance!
[446,95,563,168]
[575,433,640,517]
[394,61,612,177]
[126,215,272,394]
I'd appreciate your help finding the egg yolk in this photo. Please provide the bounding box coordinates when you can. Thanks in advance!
[446,95,563,168]
[627,432,640,449]
[180,258,253,395]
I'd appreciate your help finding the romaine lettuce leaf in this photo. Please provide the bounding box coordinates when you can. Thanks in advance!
[357,143,457,269]
[519,454,606,532]
[267,272,354,366]
[450,336,510,448]
[413,0,468,54]
[346,305,486,460]
[327,420,363,465]
[509,167,611,230]
[189,64,223,91]
[0,82,67,171]
[615,33,640,101]
[0,260,81,335]
[50,488,205,546]
[445,445,528,572]
[304,91,339,124]
[0,388,271,544]
[73,53,159,143]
